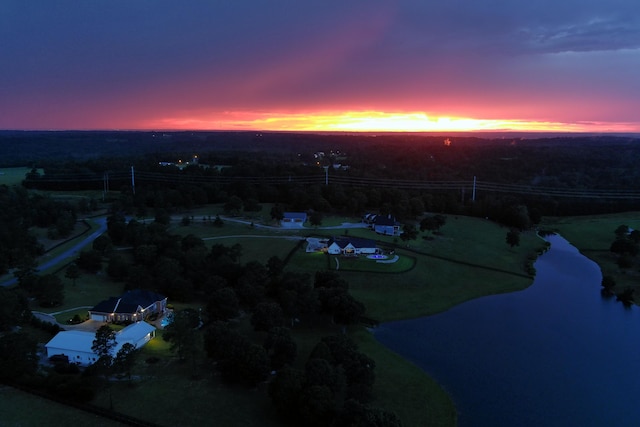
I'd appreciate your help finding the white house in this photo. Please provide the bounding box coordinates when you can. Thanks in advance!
[327,237,377,256]
[45,321,156,366]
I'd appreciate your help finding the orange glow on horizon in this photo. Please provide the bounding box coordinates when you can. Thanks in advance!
[147,111,639,133]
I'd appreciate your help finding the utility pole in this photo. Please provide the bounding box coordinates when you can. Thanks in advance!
[323,166,329,185]
[131,166,135,195]
[103,172,109,201]
[472,176,476,202]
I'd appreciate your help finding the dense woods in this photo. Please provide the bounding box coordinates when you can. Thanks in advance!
[10,131,640,222]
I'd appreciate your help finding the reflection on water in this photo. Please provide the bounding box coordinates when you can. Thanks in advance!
[374,234,640,427]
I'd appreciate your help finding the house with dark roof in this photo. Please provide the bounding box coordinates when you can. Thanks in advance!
[89,289,167,323]
[373,214,400,236]
[327,236,377,256]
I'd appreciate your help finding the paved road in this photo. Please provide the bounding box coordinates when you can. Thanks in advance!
[0,217,108,287]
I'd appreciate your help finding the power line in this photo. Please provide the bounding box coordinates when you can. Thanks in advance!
[25,170,640,200]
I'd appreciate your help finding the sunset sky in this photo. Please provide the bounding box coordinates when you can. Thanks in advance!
[2,1,639,133]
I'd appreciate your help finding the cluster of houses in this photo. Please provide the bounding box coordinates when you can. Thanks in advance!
[281,211,400,237]
[45,290,167,366]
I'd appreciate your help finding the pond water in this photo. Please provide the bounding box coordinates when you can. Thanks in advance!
[374,234,640,427]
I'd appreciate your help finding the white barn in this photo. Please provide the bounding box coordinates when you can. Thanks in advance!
[45,322,156,366]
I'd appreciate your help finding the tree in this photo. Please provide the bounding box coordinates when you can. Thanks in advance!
[264,327,297,370]
[309,211,323,228]
[251,302,285,332]
[65,263,80,287]
[154,208,171,225]
[419,215,438,235]
[219,342,270,386]
[92,325,117,408]
[107,254,128,280]
[267,256,285,278]
[610,238,639,256]
[274,272,318,326]
[92,234,113,255]
[506,229,520,248]
[55,210,76,238]
[298,385,336,427]
[503,204,531,230]
[14,257,38,294]
[114,342,137,382]
[399,223,418,241]
[420,214,446,236]
[269,366,304,423]
[616,287,635,306]
[76,249,103,273]
[206,287,240,321]
[163,308,201,362]
[92,325,117,362]
[614,224,630,239]
[107,213,127,244]
[0,288,31,332]
[35,273,64,307]
[331,293,365,331]
[224,196,243,214]
[0,332,38,380]
[270,204,284,222]
[601,275,616,296]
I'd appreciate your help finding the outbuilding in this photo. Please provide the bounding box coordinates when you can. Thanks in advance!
[281,212,307,227]
[45,321,156,366]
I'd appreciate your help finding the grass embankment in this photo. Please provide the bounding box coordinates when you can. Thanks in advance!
[542,212,640,293]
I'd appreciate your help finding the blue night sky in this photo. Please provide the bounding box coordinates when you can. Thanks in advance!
[1,1,639,132]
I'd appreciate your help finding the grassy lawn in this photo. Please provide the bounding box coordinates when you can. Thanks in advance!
[90,327,282,427]
[40,270,124,316]
[0,386,126,427]
[542,212,640,293]
[333,253,416,273]
[0,166,41,185]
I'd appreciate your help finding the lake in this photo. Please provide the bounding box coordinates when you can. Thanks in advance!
[374,234,640,426]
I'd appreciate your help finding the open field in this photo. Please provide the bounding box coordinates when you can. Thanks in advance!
[0,386,126,426]
[0,166,41,185]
